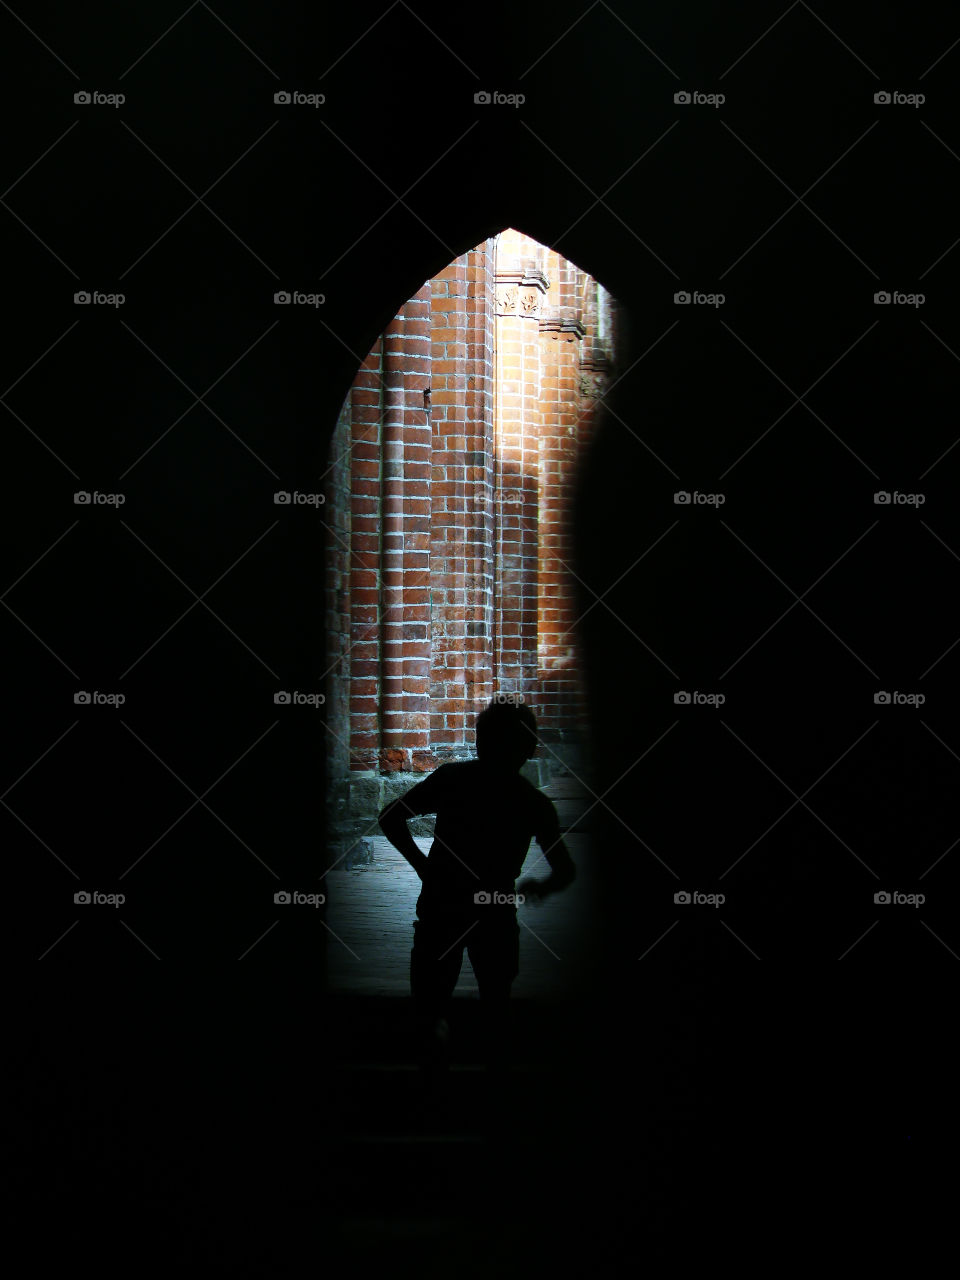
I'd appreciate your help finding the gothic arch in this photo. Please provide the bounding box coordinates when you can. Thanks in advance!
[323,228,621,856]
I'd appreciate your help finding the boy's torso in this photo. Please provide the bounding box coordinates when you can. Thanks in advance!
[418,760,547,910]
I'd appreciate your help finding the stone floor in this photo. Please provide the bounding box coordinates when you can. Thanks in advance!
[324,836,594,999]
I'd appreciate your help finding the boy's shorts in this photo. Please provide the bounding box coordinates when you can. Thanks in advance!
[411,892,519,1001]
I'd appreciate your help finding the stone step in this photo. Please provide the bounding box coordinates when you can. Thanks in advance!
[345,1133,485,1146]
[330,1132,506,1211]
[334,1060,540,1074]
[328,1062,557,1141]
[326,1005,584,1065]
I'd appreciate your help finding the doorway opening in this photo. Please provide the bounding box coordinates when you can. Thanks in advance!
[322,228,620,994]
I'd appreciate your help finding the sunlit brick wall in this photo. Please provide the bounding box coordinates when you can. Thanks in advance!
[325,230,617,822]
[493,229,545,712]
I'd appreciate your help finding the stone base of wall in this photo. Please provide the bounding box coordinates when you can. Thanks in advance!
[535,739,588,782]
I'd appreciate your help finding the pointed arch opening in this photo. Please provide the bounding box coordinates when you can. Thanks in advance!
[322,228,621,993]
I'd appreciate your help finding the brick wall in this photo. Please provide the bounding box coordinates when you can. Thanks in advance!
[323,230,618,839]
[429,243,497,756]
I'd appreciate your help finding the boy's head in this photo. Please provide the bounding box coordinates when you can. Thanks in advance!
[475,699,538,772]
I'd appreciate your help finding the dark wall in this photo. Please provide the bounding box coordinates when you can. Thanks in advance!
[11,0,958,1251]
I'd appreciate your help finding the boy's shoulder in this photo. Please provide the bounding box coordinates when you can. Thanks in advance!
[458,760,553,801]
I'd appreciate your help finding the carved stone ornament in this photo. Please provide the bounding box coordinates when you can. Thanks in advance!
[495,285,518,315]
[519,287,541,316]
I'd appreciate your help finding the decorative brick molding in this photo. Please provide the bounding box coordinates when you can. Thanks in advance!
[494,268,549,317]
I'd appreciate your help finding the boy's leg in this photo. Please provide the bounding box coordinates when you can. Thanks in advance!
[468,911,520,1073]
[410,910,467,1072]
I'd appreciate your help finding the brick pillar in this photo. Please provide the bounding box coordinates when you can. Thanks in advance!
[380,287,432,773]
[429,241,496,756]
[493,231,548,702]
[347,341,383,774]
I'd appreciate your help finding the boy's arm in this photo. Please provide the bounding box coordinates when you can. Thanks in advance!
[377,770,446,880]
[518,797,576,901]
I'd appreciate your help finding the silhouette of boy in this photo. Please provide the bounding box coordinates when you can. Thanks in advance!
[378,698,576,1079]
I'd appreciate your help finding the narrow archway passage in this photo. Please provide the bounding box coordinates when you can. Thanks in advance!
[322,228,621,999]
